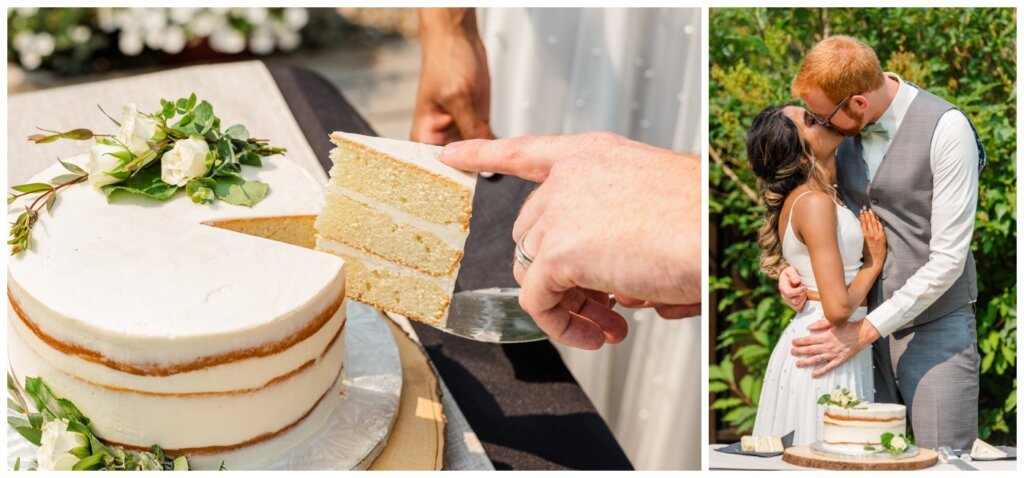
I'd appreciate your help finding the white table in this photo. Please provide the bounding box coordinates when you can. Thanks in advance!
[710,445,1018,471]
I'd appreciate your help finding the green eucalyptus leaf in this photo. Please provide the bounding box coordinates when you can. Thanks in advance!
[14,426,42,446]
[240,151,262,167]
[225,124,249,140]
[72,453,106,471]
[185,177,217,205]
[213,175,269,207]
[161,100,176,119]
[100,165,179,201]
[185,92,198,112]
[61,129,95,140]
[51,173,85,185]
[11,183,53,194]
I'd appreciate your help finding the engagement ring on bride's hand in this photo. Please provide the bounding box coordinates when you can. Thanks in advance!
[515,233,535,271]
[817,354,827,365]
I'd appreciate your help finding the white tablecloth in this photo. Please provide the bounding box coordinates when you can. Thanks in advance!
[6,60,492,471]
[710,445,1017,471]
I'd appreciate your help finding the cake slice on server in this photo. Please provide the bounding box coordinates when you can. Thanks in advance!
[315,132,477,327]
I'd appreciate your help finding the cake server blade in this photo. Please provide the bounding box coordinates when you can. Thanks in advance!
[440,288,549,343]
[938,446,978,471]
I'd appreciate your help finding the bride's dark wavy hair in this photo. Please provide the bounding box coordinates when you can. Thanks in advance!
[745,105,833,278]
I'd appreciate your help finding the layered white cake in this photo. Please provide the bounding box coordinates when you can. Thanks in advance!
[822,403,907,453]
[315,132,476,326]
[7,155,347,469]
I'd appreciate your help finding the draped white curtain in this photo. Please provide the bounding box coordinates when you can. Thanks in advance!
[478,8,702,470]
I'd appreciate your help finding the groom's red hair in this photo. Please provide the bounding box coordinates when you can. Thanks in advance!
[792,35,885,104]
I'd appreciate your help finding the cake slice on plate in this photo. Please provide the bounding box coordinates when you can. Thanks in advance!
[315,132,477,327]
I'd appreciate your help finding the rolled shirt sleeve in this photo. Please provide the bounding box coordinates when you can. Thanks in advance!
[866,109,980,337]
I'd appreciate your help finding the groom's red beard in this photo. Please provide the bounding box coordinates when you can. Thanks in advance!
[829,108,866,137]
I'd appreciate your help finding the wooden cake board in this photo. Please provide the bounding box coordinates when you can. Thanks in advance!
[367,316,447,470]
[783,445,938,471]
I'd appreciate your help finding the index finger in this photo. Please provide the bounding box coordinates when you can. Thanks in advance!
[439,136,564,182]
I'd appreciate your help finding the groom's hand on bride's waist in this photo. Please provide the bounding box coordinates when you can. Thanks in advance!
[779,266,807,312]
[790,319,881,378]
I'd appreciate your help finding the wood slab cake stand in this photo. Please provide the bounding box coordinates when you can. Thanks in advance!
[366,316,447,470]
[783,446,938,471]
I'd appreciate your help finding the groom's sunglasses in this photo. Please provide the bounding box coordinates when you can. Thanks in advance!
[809,93,857,129]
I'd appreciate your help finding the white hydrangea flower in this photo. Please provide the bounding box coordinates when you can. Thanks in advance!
[249,26,276,55]
[283,8,309,30]
[118,29,145,56]
[210,27,246,54]
[32,32,56,56]
[162,25,187,54]
[70,25,92,43]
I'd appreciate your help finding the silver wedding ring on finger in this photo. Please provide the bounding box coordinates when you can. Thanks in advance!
[515,232,535,271]
[817,354,827,365]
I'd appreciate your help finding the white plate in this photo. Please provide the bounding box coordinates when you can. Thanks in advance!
[8,301,402,471]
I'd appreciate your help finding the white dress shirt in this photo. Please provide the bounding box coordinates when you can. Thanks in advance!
[862,73,980,338]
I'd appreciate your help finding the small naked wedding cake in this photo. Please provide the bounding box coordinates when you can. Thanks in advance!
[315,132,476,326]
[819,388,909,455]
[7,96,348,469]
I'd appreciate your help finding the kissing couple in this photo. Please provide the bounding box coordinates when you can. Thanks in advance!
[745,35,985,450]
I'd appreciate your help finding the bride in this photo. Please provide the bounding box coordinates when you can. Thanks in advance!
[744,105,888,445]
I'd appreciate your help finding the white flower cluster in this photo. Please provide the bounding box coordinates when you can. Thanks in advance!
[889,435,908,451]
[827,387,858,408]
[9,8,310,70]
[36,419,89,471]
[96,8,308,57]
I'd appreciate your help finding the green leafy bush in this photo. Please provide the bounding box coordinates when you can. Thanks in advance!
[709,7,1016,444]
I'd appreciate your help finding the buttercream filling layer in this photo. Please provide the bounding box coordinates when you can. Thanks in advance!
[8,285,346,377]
[9,302,346,394]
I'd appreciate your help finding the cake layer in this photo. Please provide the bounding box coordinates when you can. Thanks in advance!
[7,155,347,366]
[317,238,452,325]
[327,133,474,228]
[823,403,906,447]
[8,314,346,451]
[8,299,346,394]
[316,189,462,276]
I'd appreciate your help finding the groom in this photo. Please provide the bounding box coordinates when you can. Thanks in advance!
[779,36,984,450]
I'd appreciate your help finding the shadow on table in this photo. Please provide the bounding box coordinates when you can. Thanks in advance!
[418,333,633,470]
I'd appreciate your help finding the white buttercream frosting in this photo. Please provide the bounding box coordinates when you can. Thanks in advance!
[7,154,345,366]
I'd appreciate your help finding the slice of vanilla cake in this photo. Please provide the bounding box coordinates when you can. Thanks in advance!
[315,132,476,326]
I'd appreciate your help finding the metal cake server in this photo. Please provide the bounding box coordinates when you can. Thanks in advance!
[437,287,548,343]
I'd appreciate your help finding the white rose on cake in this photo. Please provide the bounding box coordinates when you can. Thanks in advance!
[161,137,211,186]
[116,103,158,158]
[87,142,127,188]
[36,419,89,471]
[890,435,907,451]
[829,389,844,404]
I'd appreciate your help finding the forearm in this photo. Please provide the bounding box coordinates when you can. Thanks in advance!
[419,8,478,43]
[867,110,978,337]
[834,264,881,321]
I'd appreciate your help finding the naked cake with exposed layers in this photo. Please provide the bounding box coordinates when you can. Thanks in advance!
[822,403,907,453]
[315,132,477,327]
[7,155,347,469]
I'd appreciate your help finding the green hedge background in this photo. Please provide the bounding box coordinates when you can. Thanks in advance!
[708,8,1017,445]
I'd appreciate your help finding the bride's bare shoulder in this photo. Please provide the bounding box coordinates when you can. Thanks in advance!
[787,189,838,230]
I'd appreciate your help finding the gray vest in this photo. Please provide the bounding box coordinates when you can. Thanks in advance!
[836,87,978,330]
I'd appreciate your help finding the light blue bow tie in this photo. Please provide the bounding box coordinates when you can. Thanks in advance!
[860,122,890,140]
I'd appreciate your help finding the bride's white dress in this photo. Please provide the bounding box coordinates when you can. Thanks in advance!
[752,191,875,446]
